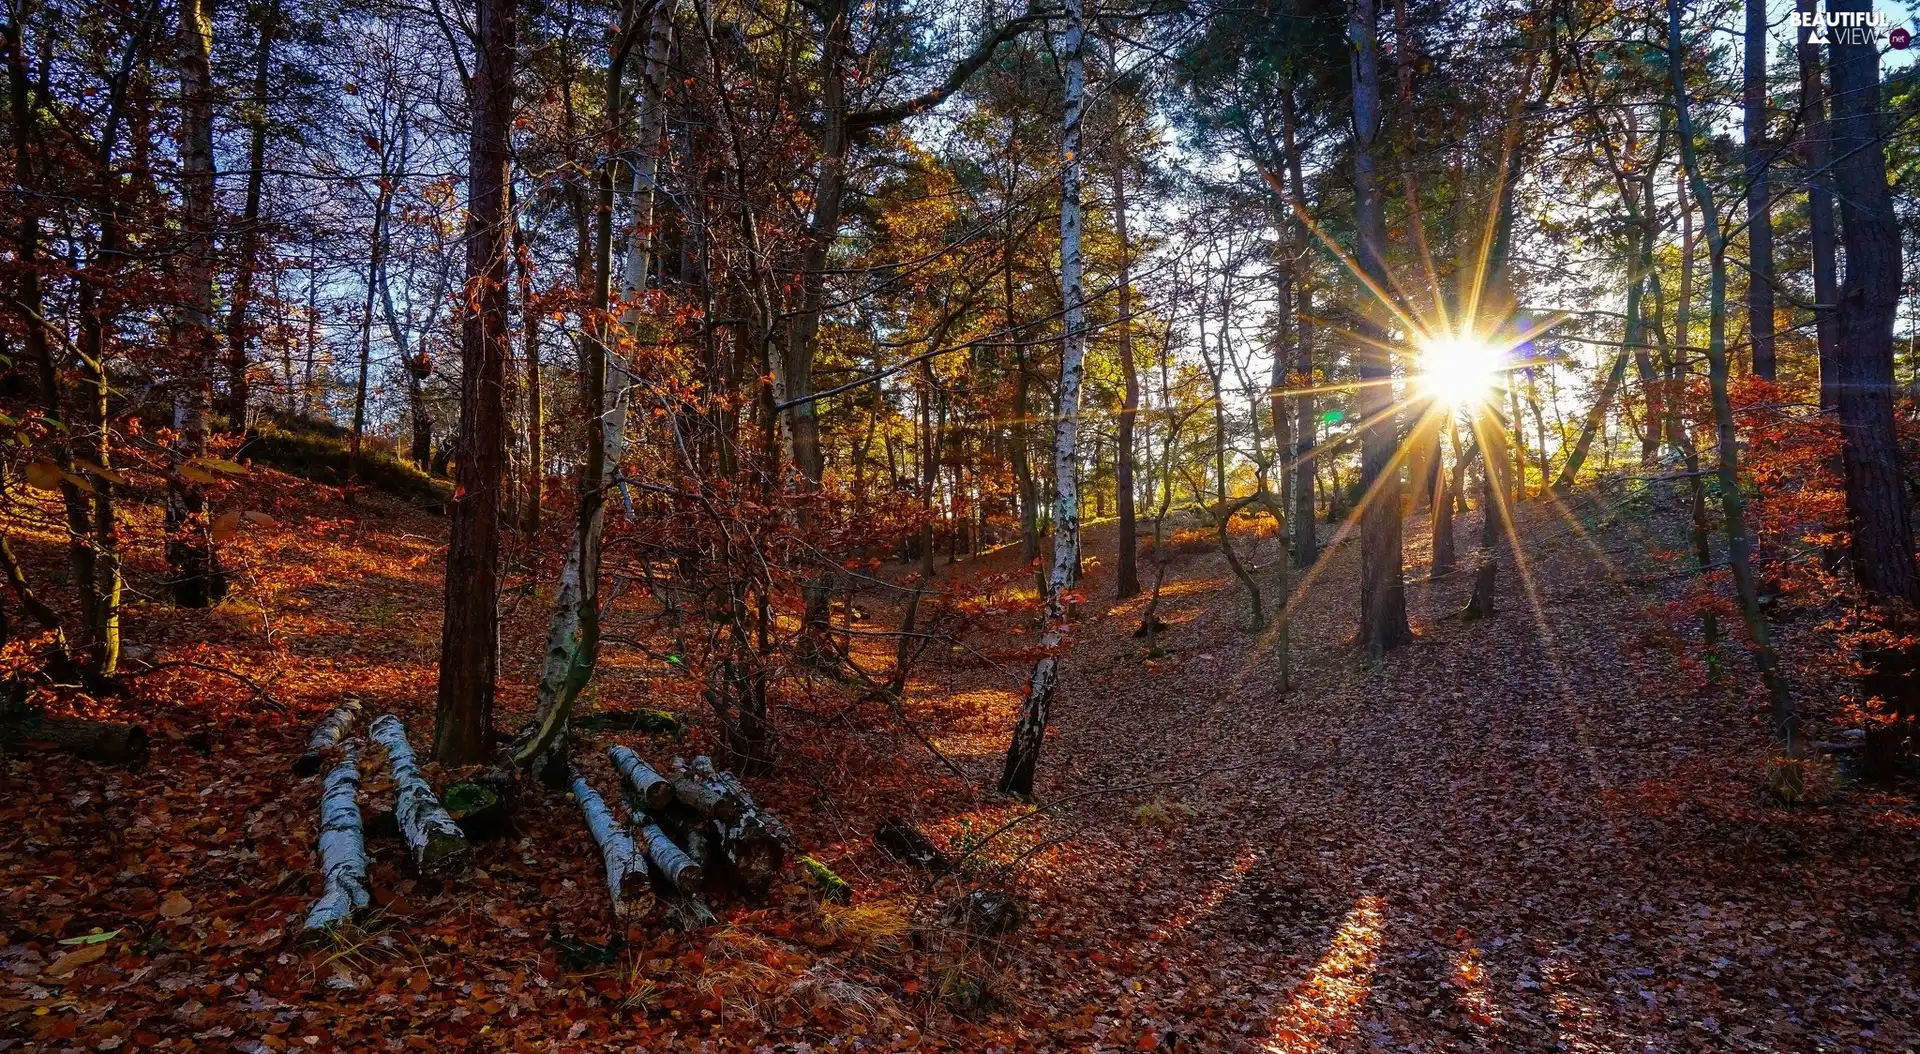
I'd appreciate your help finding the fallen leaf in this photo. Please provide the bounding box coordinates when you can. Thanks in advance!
[46,942,107,977]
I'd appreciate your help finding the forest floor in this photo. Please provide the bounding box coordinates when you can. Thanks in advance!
[4,470,1919,1052]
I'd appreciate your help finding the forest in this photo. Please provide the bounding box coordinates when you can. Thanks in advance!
[2,0,1919,1047]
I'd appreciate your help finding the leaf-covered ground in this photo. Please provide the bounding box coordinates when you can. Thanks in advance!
[4,474,1918,1051]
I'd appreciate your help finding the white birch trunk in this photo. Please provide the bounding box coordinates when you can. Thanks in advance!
[633,810,705,893]
[303,743,370,932]
[369,715,468,871]
[608,744,673,808]
[517,0,681,774]
[295,701,362,776]
[570,774,650,917]
[999,0,1086,797]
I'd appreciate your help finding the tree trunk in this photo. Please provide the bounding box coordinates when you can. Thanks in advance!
[351,133,397,488]
[1349,0,1410,658]
[1797,0,1840,412]
[513,216,544,525]
[783,0,851,642]
[167,0,224,608]
[222,0,277,426]
[1431,420,1456,577]
[609,744,674,808]
[1282,92,1317,570]
[8,26,121,673]
[1,709,148,766]
[434,0,516,766]
[514,0,678,779]
[1744,0,1774,380]
[667,758,786,890]
[632,811,704,894]
[570,775,650,917]
[1113,159,1142,600]
[1671,0,1799,752]
[996,118,1039,563]
[370,715,469,871]
[294,701,362,777]
[1827,0,1916,606]
[1554,338,1632,490]
[302,744,370,933]
[1000,0,1086,796]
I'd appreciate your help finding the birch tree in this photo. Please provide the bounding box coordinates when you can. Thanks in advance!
[1000,0,1086,797]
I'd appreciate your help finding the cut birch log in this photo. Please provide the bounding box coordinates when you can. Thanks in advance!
[608,745,672,808]
[303,743,370,933]
[715,810,786,891]
[632,809,704,893]
[294,701,362,776]
[680,815,715,870]
[0,709,148,766]
[570,775,650,918]
[367,714,467,872]
[668,755,742,822]
[669,756,788,891]
[698,759,796,848]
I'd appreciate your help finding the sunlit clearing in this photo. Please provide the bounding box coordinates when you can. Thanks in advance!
[1418,333,1503,407]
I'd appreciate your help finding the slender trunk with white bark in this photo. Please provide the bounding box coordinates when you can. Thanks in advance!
[1000,0,1086,797]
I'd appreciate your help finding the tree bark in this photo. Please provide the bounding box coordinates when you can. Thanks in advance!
[514,0,678,779]
[1282,91,1318,569]
[1430,420,1457,577]
[1349,0,1410,658]
[294,701,362,777]
[349,170,392,489]
[1004,122,1039,563]
[513,216,543,525]
[302,744,370,932]
[370,715,469,871]
[222,0,277,426]
[167,0,224,608]
[434,0,516,765]
[1113,158,1142,600]
[1827,0,1916,605]
[1744,0,1774,380]
[1671,0,1799,752]
[633,810,704,893]
[999,0,1088,796]
[668,758,786,890]
[570,774,650,917]
[1553,338,1632,490]
[608,744,673,808]
[1796,0,1839,412]
[6,23,121,673]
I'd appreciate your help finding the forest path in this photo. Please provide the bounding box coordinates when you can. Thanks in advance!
[927,501,1920,1051]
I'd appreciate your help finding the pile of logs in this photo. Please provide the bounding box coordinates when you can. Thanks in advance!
[295,701,795,935]
[574,748,793,926]
[296,709,468,933]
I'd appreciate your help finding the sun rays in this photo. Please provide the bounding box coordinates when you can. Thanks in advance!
[1416,331,1507,408]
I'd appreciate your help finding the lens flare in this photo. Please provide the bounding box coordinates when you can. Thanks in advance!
[1418,334,1503,406]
